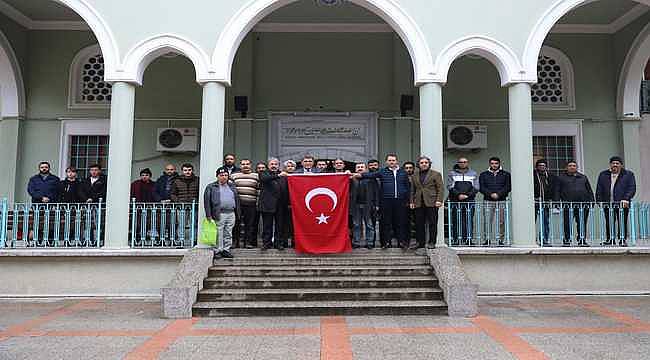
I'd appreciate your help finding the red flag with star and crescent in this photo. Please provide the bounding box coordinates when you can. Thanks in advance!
[288,173,351,254]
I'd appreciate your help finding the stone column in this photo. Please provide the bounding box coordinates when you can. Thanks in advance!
[621,118,643,199]
[508,83,536,247]
[104,82,136,249]
[0,117,20,203]
[419,82,446,247]
[198,82,226,224]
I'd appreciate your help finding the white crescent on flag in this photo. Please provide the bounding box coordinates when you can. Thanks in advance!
[304,187,338,213]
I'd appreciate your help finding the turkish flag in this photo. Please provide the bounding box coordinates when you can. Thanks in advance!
[288,174,351,254]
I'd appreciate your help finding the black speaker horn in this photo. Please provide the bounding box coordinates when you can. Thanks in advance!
[400,94,414,116]
[234,96,248,118]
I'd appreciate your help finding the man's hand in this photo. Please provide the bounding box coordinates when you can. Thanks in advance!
[435,201,443,208]
[621,200,630,208]
[162,199,171,204]
[458,194,468,201]
[352,173,362,179]
[409,203,415,209]
[490,193,499,200]
[86,198,93,203]
[279,171,288,177]
[42,197,50,203]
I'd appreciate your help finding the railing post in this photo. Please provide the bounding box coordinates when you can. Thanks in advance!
[96,199,103,248]
[0,198,7,248]
[130,198,136,248]
[630,201,638,246]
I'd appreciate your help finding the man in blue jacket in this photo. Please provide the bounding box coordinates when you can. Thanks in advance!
[595,156,636,246]
[27,162,61,204]
[356,154,410,249]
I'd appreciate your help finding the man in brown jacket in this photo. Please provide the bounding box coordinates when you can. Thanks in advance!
[170,163,200,203]
[410,156,443,249]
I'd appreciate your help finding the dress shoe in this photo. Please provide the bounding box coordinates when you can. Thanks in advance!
[220,250,234,259]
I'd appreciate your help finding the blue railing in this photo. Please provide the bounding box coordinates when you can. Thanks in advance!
[535,201,650,247]
[129,200,197,248]
[445,201,511,247]
[0,199,104,248]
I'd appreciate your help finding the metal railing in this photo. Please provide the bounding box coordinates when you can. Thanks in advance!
[445,201,511,247]
[535,201,650,247]
[128,200,197,248]
[0,199,104,248]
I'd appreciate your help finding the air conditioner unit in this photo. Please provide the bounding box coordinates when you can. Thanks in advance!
[156,128,199,152]
[447,125,488,149]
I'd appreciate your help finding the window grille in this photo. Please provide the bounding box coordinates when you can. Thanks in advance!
[69,45,111,109]
[532,47,575,110]
[68,135,109,178]
[533,135,576,175]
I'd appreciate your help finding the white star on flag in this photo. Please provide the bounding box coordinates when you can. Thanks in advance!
[316,213,330,224]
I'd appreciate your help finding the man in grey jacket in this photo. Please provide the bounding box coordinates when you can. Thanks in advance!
[204,168,240,258]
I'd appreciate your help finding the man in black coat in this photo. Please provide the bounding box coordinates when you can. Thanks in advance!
[79,164,107,203]
[553,161,594,246]
[479,157,511,245]
[533,159,555,245]
[258,158,289,250]
[595,156,636,246]
[59,167,83,203]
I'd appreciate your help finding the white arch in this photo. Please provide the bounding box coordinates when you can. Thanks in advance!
[524,0,591,80]
[0,30,24,117]
[436,35,530,86]
[56,0,119,82]
[212,0,435,86]
[120,34,211,85]
[617,22,650,118]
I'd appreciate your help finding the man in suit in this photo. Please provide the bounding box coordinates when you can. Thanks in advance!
[297,155,320,174]
[596,156,636,246]
[79,164,107,203]
[258,158,289,250]
[410,156,443,249]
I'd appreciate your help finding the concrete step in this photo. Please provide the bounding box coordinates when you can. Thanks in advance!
[215,256,429,266]
[192,300,448,316]
[207,265,433,277]
[196,287,443,302]
[202,275,437,289]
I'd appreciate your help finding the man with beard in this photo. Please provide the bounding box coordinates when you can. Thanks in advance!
[596,156,636,246]
[231,159,260,248]
[27,162,61,245]
[218,153,241,175]
[155,164,177,203]
[410,156,443,249]
[554,161,594,246]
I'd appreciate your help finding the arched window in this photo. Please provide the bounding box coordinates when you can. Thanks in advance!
[68,44,112,109]
[532,46,575,111]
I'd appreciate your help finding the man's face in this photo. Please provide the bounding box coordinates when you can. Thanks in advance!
[355,163,367,174]
[285,163,296,173]
[334,159,345,170]
[268,160,280,171]
[386,156,398,168]
[240,160,252,173]
[140,173,151,182]
[566,163,577,174]
[302,158,314,169]
[419,159,431,171]
[164,165,176,176]
[217,172,229,184]
[39,164,50,175]
[224,155,236,167]
[89,167,101,177]
[489,160,500,171]
[66,169,77,180]
[536,163,547,173]
[316,161,328,170]
[256,163,267,173]
[457,158,469,170]
[182,167,193,177]
[368,162,379,171]
[404,164,415,175]
[610,161,622,174]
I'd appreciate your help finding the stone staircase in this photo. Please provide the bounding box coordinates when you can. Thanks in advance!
[192,249,447,317]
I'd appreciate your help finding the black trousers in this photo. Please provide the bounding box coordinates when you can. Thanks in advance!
[603,207,629,243]
[238,204,258,247]
[379,198,409,248]
[563,207,589,243]
[261,207,289,249]
[415,206,438,248]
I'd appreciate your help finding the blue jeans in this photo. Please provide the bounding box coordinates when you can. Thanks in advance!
[352,204,375,248]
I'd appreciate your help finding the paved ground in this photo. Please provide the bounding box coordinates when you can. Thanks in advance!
[1,296,650,359]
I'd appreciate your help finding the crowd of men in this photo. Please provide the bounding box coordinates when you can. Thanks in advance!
[26,152,636,257]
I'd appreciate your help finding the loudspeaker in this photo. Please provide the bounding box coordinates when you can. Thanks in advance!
[234,96,248,118]
[400,94,414,116]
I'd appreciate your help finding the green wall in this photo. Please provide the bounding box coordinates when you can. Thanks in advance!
[2,25,638,201]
